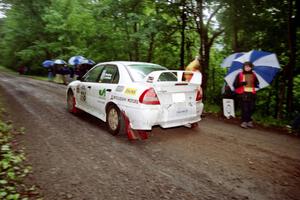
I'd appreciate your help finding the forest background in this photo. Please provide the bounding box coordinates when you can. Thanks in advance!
[0,0,299,126]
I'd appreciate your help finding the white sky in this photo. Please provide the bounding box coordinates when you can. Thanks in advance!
[0,12,5,18]
[0,2,8,18]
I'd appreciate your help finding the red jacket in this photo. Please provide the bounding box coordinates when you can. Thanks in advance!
[234,72,258,94]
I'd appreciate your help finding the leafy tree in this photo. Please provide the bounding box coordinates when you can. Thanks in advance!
[0,0,51,73]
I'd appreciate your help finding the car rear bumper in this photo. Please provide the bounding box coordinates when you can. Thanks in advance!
[123,102,204,130]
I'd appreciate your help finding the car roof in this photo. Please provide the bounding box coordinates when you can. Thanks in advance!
[97,61,164,67]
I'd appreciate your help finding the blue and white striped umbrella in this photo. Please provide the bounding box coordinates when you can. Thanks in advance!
[42,60,54,68]
[68,55,85,65]
[225,50,281,91]
[54,59,67,65]
[221,52,245,68]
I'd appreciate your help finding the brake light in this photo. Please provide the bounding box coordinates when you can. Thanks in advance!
[139,88,160,105]
[196,89,202,101]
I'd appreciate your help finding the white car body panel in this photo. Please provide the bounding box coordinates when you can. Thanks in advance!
[67,61,204,130]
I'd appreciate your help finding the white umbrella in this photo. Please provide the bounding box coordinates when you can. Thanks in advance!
[221,52,245,68]
[225,50,281,91]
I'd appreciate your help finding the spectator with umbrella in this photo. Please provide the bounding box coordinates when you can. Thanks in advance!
[53,59,67,84]
[225,50,281,128]
[233,61,259,128]
[42,60,54,81]
[76,58,95,80]
[68,55,85,80]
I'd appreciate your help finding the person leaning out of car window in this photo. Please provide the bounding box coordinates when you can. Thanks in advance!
[233,61,259,129]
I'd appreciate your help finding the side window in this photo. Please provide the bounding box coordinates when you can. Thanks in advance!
[83,65,104,82]
[99,65,119,84]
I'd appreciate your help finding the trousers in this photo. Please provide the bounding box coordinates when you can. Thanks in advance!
[237,93,256,122]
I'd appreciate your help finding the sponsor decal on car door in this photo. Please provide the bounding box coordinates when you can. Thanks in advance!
[91,65,120,119]
[78,65,104,113]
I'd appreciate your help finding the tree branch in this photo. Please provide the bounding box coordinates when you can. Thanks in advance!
[208,29,224,48]
[206,4,223,27]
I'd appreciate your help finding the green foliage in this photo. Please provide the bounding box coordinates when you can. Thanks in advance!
[0,0,299,120]
[0,106,37,199]
[204,103,222,113]
[0,120,26,199]
[252,113,289,128]
[0,0,184,72]
[293,75,300,114]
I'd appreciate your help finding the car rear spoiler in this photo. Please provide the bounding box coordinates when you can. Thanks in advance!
[144,70,202,85]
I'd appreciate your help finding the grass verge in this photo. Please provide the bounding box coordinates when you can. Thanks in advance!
[0,66,48,82]
[204,102,293,132]
[0,102,41,199]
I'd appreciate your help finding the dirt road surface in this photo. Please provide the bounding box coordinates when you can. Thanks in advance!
[1,72,300,200]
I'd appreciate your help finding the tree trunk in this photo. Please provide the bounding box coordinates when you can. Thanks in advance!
[180,2,187,70]
[193,0,223,97]
[186,38,193,63]
[286,0,296,115]
[133,22,140,61]
[232,19,239,52]
[147,33,155,62]
[277,74,286,119]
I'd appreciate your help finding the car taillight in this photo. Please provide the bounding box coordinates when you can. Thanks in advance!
[139,88,160,105]
[196,89,202,101]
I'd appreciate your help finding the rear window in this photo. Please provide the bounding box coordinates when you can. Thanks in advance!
[158,72,178,82]
[127,64,167,81]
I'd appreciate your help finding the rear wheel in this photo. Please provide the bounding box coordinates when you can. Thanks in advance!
[67,90,78,114]
[106,105,125,135]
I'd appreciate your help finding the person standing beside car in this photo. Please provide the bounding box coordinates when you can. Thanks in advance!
[184,56,203,98]
[233,61,259,128]
[183,56,204,128]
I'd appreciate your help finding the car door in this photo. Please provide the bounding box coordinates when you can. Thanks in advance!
[89,64,120,120]
[76,65,104,113]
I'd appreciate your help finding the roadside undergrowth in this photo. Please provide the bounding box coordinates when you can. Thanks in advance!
[0,103,41,199]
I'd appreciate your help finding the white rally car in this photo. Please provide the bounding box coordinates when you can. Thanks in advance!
[66,61,204,139]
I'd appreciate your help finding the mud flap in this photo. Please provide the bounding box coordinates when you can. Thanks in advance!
[137,130,148,140]
[191,122,198,128]
[122,111,148,140]
[72,97,78,113]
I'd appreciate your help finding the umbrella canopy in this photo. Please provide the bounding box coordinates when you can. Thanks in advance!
[80,58,95,65]
[68,55,85,65]
[221,52,244,68]
[225,50,280,91]
[54,59,67,65]
[42,60,54,68]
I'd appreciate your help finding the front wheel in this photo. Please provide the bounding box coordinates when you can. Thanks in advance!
[106,105,125,136]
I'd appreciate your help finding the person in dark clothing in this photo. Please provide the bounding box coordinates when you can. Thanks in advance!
[233,62,259,128]
[47,66,54,81]
[75,63,93,80]
[18,66,27,75]
[292,114,300,134]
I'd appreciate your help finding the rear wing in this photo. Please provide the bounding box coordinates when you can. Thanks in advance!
[144,70,202,85]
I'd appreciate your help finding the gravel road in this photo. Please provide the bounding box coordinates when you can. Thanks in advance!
[1,72,300,200]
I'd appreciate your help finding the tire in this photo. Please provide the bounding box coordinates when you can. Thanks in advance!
[67,90,78,114]
[106,104,125,136]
